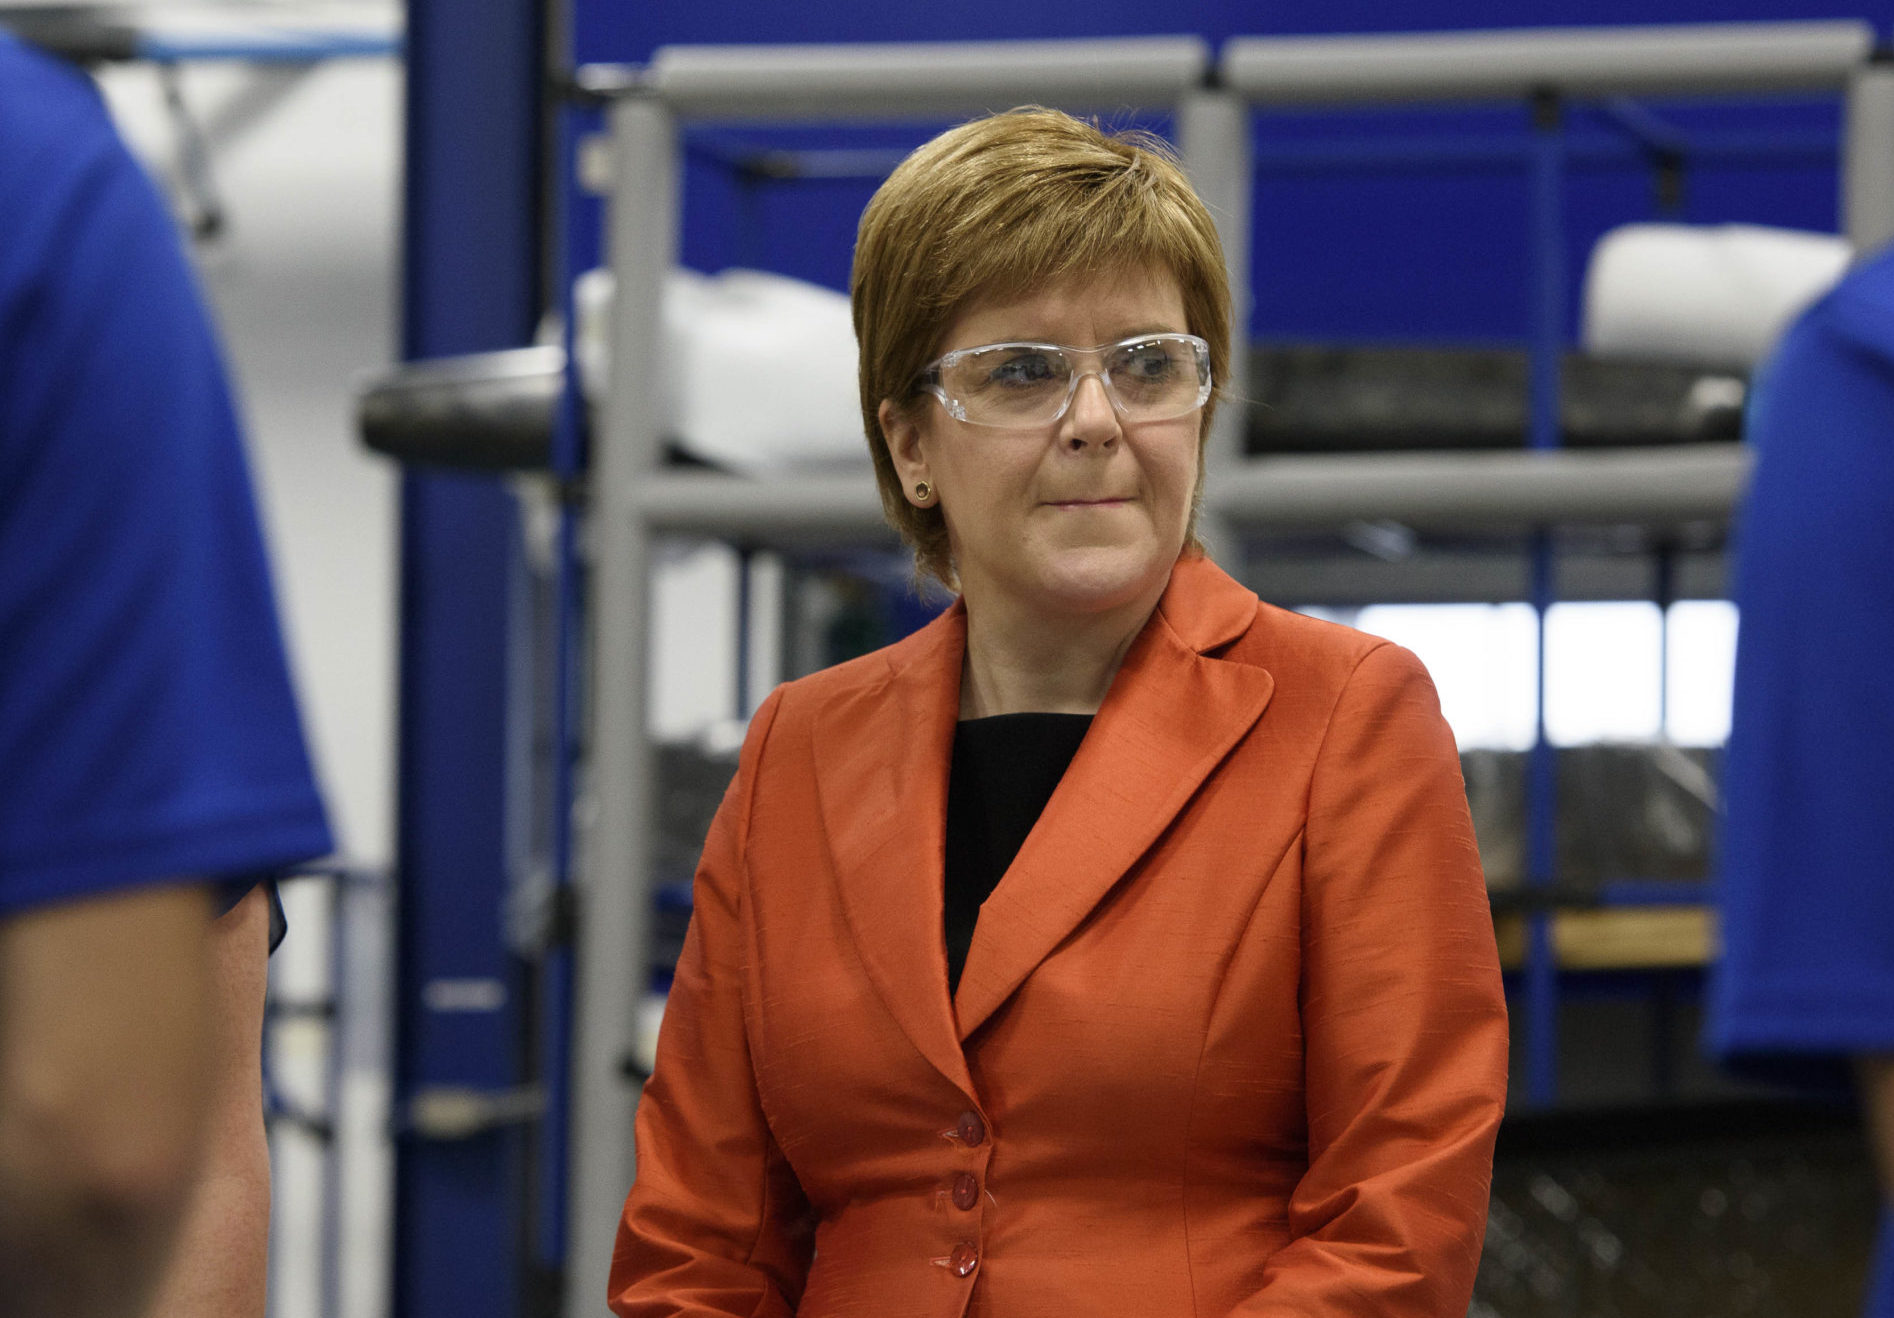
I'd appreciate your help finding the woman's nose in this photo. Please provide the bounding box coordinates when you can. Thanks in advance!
[1062,373,1120,449]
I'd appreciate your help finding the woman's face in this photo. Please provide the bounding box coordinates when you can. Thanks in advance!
[880,266,1201,624]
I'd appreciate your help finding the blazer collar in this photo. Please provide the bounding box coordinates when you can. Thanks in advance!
[953,556,1274,1037]
[812,604,972,1094]
[813,556,1275,1087]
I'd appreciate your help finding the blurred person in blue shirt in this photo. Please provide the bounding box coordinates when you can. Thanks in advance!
[1710,241,1894,1317]
[0,33,331,1318]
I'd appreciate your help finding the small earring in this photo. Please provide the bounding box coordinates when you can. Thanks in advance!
[914,480,933,504]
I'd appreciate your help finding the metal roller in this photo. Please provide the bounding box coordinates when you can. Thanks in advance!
[355,345,563,472]
[1222,21,1874,104]
[646,35,1211,122]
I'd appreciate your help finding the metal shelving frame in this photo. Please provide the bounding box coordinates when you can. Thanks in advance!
[567,25,1894,1314]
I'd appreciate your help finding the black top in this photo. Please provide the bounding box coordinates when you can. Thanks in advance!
[943,712,1093,996]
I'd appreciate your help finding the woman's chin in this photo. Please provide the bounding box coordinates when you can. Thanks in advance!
[1021,544,1175,618]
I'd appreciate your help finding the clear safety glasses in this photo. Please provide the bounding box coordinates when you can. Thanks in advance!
[916,332,1212,429]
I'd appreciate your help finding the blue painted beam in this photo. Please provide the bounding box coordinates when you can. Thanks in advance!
[137,31,401,62]
[393,0,544,1316]
[1524,92,1567,1109]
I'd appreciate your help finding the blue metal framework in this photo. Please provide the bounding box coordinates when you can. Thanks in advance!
[388,24,1860,1313]
[393,3,543,1318]
[674,90,1802,1115]
[1524,91,1568,1108]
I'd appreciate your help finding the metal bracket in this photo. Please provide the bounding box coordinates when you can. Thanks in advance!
[156,62,226,240]
[407,1085,547,1141]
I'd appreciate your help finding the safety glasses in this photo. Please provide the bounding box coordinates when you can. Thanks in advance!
[916,332,1212,429]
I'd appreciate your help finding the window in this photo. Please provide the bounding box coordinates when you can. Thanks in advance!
[1321,600,1737,750]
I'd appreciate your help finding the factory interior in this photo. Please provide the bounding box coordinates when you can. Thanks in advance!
[2,2,1891,1317]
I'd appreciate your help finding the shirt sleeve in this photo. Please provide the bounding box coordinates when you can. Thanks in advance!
[0,43,332,912]
[1241,641,1510,1317]
[213,877,289,954]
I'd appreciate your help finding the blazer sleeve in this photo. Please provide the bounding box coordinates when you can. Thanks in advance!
[609,687,815,1317]
[1242,641,1509,1317]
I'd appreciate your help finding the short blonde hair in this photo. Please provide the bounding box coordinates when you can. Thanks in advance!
[851,107,1232,589]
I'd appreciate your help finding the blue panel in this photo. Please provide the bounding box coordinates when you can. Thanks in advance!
[581,1,1885,55]
[394,0,542,1314]
[581,0,1225,53]
[394,478,525,1318]
[567,2,1876,348]
[403,5,541,360]
[1523,100,1567,1107]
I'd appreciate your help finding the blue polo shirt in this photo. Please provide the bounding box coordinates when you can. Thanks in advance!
[0,35,331,912]
[1710,242,1894,1317]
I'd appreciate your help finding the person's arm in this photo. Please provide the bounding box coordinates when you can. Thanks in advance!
[610,688,815,1317]
[1240,642,1510,1317]
[144,883,273,1318]
[0,883,213,1318]
[1862,1057,1894,1206]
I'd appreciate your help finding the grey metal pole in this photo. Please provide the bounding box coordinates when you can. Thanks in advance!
[634,471,891,541]
[1221,21,1873,104]
[335,865,395,1318]
[1843,59,1894,257]
[648,35,1210,120]
[620,447,1751,540]
[1208,444,1751,528]
[1175,87,1252,570]
[566,93,676,1318]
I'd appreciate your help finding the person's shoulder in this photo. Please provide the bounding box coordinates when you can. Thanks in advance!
[1796,243,1894,367]
[0,34,121,182]
[1224,597,1391,681]
[0,31,90,101]
[755,606,957,737]
[0,34,150,308]
[775,620,939,708]
[1220,601,1441,734]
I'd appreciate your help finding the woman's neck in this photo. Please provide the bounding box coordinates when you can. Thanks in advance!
[958,586,1163,720]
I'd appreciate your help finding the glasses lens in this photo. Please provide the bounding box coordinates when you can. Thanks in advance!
[939,345,1073,426]
[1106,336,1207,420]
[931,334,1211,427]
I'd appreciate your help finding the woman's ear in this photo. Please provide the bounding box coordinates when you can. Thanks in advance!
[878,399,931,504]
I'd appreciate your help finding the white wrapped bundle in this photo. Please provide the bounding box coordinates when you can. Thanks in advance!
[1581,222,1852,369]
[576,266,867,474]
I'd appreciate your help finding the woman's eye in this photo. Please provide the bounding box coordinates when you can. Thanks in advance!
[1119,345,1176,379]
[989,353,1058,386]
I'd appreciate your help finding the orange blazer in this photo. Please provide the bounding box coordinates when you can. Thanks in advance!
[611,555,1508,1318]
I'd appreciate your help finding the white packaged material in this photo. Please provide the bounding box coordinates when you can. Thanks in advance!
[574,266,868,474]
[1581,222,1852,369]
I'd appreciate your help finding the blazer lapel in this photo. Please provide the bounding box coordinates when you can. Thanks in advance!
[952,557,1275,1040]
[813,604,974,1094]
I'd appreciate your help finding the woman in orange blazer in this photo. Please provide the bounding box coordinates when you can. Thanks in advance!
[610,108,1508,1318]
